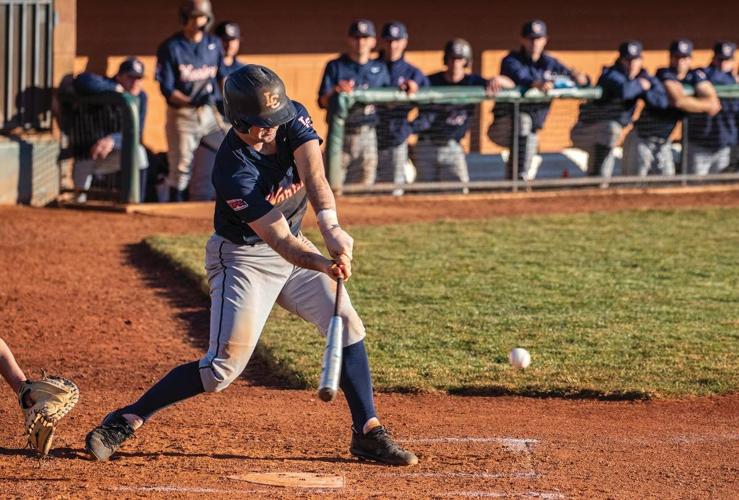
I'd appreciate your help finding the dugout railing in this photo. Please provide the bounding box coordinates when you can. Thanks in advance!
[325,85,739,194]
[57,90,143,203]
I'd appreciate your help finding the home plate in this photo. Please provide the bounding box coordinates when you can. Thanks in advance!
[228,472,345,489]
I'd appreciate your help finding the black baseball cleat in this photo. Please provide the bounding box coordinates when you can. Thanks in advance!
[85,410,135,461]
[350,426,419,466]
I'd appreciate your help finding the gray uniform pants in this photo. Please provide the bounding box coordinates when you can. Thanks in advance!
[488,113,538,180]
[198,233,366,393]
[342,125,378,185]
[570,120,623,178]
[621,130,675,176]
[166,104,226,194]
[414,138,468,183]
[376,142,408,186]
[687,143,731,175]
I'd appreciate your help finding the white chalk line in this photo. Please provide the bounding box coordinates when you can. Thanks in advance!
[399,437,538,453]
[112,485,341,495]
[377,472,540,479]
[112,485,262,494]
[439,491,564,499]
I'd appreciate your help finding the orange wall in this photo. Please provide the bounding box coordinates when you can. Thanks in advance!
[75,0,738,153]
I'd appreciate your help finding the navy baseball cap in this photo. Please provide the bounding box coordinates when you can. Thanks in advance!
[117,57,144,79]
[381,21,407,41]
[521,20,547,39]
[215,21,240,40]
[669,39,693,57]
[714,41,737,60]
[619,40,643,60]
[348,19,376,38]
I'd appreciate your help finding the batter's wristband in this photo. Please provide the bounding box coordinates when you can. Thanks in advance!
[317,209,339,232]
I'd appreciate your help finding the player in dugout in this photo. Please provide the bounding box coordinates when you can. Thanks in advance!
[489,20,589,181]
[413,39,513,189]
[686,41,739,174]
[623,39,721,177]
[571,41,667,180]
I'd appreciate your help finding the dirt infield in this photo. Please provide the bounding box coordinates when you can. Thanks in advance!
[1,188,738,498]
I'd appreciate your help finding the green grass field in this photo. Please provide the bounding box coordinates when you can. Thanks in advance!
[145,207,739,398]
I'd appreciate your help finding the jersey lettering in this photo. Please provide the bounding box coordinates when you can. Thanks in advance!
[178,64,218,82]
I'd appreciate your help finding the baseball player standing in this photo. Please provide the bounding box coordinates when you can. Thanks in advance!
[318,19,391,186]
[623,40,721,176]
[686,42,738,174]
[85,65,418,467]
[375,21,429,195]
[489,20,589,180]
[156,0,227,202]
[213,20,246,114]
[414,39,512,188]
[571,41,667,179]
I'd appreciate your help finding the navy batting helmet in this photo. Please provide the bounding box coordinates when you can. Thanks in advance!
[179,0,213,26]
[223,65,297,131]
[444,38,472,67]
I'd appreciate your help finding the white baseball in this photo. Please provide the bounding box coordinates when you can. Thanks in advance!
[508,348,531,369]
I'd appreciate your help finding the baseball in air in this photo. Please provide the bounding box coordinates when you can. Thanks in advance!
[508,348,531,369]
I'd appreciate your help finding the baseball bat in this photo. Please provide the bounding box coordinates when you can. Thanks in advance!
[318,278,344,402]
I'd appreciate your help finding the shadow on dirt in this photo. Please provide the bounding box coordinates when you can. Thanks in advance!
[123,241,299,390]
[111,449,356,464]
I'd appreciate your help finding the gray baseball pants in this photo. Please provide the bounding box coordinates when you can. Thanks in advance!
[165,104,226,194]
[488,113,538,180]
[687,143,731,175]
[342,125,378,185]
[414,138,468,183]
[198,233,366,393]
[376,142,408,186]
[621,130,675,176]
[570,120,623,178]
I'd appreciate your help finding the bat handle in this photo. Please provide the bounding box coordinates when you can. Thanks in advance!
[334,278,343,316]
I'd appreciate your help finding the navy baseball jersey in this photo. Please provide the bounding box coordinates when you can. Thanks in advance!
[212,101,321,245]
[318,54,391,128]
[414,72,488,143]
[577,65,668,127]
[635,67,708,139]
[494,50,586,130]
[74,72,148,134]
[376,57,430,148]
[156,32,224,107]
[687,66,739,148]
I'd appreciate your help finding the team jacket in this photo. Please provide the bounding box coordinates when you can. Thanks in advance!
[414,72,488,143]
[212,101,321,245]
[634,67,709,140]
[687,66,739,148]
[375,57,430,148]
[318,54,391,129]
[493,49,587,131]
[576,64,668,127]
[156,32,224,107]
[73,72,148,139]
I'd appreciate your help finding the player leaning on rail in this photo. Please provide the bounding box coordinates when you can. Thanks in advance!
[85,65,418,467]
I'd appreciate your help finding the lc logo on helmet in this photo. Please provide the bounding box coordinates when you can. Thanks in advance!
[263,91,281,109]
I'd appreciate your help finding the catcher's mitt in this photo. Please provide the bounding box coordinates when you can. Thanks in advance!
[18,372,79,455]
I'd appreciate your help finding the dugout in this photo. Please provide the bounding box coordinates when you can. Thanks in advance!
[75,0,738,155]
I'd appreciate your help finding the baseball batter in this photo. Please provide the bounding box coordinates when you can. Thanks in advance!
[156,0,227,202]
[85,65,418,467]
